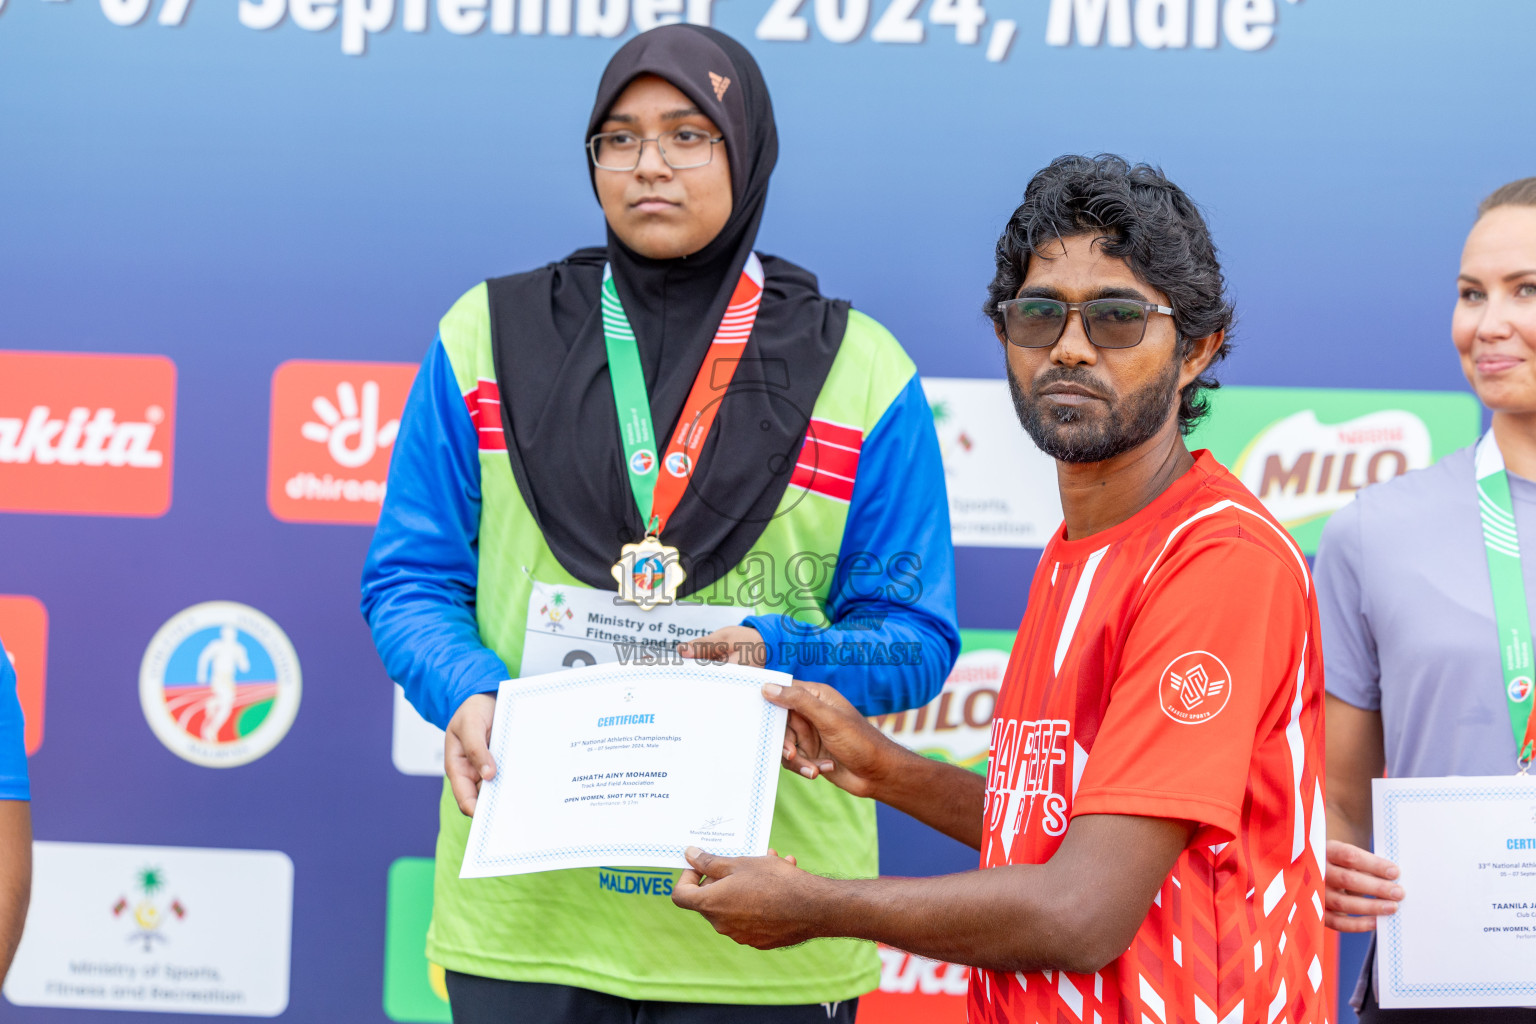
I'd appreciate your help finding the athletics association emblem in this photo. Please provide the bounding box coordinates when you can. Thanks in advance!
[632,554,667,601]
[1158,651,1232,725]
[1510,676,1533,703]
[112,865,186,951]
[139,601,302,768]
[664,451,692,478]
[611,535,685,610]
[629,450,655,475]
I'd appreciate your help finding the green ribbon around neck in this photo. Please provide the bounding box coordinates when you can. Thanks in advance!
[1475,430,1536,766]
[601,267,660,533]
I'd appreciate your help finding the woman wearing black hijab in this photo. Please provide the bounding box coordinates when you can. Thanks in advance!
[363,25,959,1022]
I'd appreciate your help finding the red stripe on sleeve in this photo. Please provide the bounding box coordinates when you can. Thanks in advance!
[470,379,506,452]
[789,418,862,502]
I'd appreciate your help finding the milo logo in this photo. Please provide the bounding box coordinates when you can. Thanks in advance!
[870,641,1008,773]
[1234,410,1432,529]
[1188,386,1481,555]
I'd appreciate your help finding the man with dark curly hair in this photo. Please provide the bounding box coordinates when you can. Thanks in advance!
[672,155,1329,1024]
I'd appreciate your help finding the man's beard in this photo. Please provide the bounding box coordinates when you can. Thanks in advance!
[1008,360,1178,464]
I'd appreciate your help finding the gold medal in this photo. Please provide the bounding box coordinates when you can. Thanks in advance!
[611,534,686,610]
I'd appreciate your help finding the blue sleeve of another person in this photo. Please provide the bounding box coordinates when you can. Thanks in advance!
[745,375,961,716]
[0,638,30,801]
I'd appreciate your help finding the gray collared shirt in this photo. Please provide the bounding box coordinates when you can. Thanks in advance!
[1315,443,1531,1007]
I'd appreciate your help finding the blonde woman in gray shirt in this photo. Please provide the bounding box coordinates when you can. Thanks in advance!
[1316,177,1536,1023]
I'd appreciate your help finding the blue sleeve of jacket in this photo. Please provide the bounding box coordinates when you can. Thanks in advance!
[0,638,30,802]
[745,374,960,716]
[360,338,507,730]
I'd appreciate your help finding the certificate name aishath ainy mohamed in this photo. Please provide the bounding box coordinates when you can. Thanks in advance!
[461,662,790,879]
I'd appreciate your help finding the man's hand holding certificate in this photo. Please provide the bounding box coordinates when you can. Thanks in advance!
[460,662,790,878]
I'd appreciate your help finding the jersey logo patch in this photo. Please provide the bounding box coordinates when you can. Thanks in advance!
[1158,651,1232,724]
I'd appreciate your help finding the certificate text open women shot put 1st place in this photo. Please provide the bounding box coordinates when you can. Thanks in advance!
[461,662,789,878]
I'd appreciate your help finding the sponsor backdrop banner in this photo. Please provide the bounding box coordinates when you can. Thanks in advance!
[1186,386,1482,554]
[1,1,1531,1020]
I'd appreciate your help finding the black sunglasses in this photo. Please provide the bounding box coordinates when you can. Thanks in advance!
[996,297,1175,350]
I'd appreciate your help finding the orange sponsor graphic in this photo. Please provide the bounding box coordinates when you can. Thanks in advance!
[0,351,177,517]
[859,945,968,1023]
[0,595,48,755]
[267,360,417,526]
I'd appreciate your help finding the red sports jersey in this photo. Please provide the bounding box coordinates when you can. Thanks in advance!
[970,451,1327,1024]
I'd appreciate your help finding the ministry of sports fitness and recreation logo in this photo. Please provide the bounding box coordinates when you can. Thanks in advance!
[139,602,301,768]
[267,360,416,526]
[929,399,975,473]
[921,377,1063,549]
[1158,651,1231,725]
[112,865,187,951]
[539,590,574,630]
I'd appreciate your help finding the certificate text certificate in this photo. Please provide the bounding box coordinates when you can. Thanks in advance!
[1373,774,1536,1008]
[460,662,790,878]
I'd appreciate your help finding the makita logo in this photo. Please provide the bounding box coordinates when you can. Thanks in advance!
[0,406,165,467]
[876,945,969,997]
[0,351,177,517]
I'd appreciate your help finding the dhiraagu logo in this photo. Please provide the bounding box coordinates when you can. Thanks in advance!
[384,858,450,1024]
[1187,387,1482,553]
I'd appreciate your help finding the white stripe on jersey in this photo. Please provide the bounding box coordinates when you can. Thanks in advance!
[1141,500,1310,595]
[1054,545,1109,676]
[1285,634,1308,862]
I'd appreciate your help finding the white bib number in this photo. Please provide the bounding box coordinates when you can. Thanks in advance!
[520,580,745,675]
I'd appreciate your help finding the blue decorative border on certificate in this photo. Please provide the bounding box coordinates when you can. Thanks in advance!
[1379,781,1536,1000]
[469,665,782,871]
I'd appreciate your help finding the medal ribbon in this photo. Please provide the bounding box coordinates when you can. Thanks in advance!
[1474,430,1536,765]
[602,252,764,537]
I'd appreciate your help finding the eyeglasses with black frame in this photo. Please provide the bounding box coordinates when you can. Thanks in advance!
[995,297,1176,350]
[587,127,725,172]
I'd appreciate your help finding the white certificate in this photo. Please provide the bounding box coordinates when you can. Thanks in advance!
[460,662,789,878]
[1373,774,1536,1008]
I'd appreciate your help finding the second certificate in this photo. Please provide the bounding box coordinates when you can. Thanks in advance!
[461,662,790,879]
